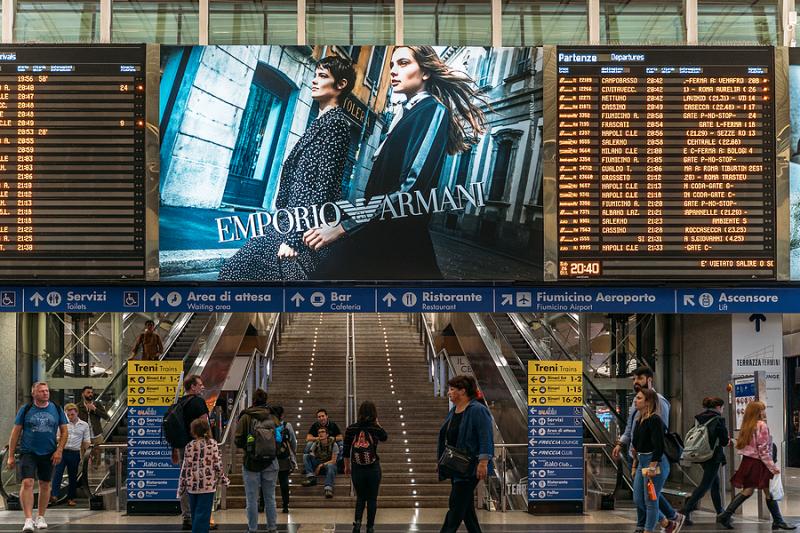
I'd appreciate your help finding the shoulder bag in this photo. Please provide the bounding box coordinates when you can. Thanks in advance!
[438,413,473,476]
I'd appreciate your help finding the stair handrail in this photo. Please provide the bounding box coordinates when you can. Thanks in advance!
[416,313,444,397]
[216,313,282,509]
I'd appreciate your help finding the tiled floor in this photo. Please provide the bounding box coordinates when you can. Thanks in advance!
[1,467,798,532]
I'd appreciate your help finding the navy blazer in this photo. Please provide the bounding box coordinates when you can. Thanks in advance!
[437,399,495,481]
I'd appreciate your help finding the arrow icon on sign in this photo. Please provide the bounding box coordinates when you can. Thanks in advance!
[383,293,396,307]
[501,294,513,306]
[683,294,695,306]
[290,293,305,307]
[150,292,164,307]
[30,292,44,307]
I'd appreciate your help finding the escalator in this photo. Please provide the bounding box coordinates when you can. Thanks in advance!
[1,312,256,511]
[455,312,700,507]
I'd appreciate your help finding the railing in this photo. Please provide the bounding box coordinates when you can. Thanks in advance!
[345,313,357,427]
[216,313,283,510]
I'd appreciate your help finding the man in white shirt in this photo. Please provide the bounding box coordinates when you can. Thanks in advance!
[50,403,91,506]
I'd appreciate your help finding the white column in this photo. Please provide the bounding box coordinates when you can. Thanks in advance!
[297,0,306,45]
[491,0,501,48]
[587,0,599,44]
[685,0,698,45]
[395,0,403,45]
[1,0,16,43]
[100,0,112,43]
[199,0,209,44]
[782,0,796,46]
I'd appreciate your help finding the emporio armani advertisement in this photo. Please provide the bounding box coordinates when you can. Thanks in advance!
[159,45,544,281]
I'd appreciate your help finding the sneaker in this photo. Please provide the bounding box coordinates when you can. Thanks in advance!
[34,516,47,530]
[302,477,317,487]
[324,487,333,498]
[634,528,644,533]
[22,519,35,532]
[67,500,76,507]
[673,512,686,533]
[282,506,289,513]
[182,518,192,530]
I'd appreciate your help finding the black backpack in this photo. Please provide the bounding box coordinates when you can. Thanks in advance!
[276,423,291,460]
[162,396,192,449]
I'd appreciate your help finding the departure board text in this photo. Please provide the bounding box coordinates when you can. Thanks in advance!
[0,45,146,279]
[555,47,776,280]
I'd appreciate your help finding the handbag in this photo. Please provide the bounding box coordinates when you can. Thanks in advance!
[769,474,784,501]
[438,415,473,476]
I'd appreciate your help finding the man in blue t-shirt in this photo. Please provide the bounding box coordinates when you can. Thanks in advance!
[7,382,68,533]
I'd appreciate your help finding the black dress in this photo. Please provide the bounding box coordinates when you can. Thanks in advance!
[218,107,351,281]
[315,96,450,280]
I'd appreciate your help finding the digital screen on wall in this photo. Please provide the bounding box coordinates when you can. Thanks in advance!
[788,48,800,280]
[0,45,147,280]
[546,46,780,281]
[158,46,544,282]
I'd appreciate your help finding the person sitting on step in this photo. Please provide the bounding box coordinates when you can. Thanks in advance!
[302,426,339,498]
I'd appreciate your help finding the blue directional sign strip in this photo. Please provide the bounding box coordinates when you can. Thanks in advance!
[5,286,800,313]
[127,406,179,501]
[528,406,583,502]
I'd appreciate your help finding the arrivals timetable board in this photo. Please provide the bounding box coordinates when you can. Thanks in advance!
[553,47,778,280]
[0,45,146,279]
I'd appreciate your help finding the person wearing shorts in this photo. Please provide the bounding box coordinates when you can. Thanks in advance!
[7,382,68,532]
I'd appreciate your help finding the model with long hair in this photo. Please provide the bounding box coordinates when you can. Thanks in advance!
[304,46,487,279]
[218,55,355,281]
[717,401,795,529]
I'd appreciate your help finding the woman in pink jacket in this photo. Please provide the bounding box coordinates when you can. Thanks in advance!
[716,401,795,530]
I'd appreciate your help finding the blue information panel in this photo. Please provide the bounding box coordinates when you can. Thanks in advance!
[528,407,584,502]
[497,288,675,313]
[127,406,179,502]
[285,288,376,312]
[25,287,145,312]
[145,287,282,313]
[376,288,493,312]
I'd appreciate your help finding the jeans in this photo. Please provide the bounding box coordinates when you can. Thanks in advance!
[352,463,382,527]
[440,478,481,533]
[278,469,290,510]
[188,492,214,533]
[683,460,724,516]
[633,452,669,532]
[303,455,336,488]
[242,463,278,532]
[51,449,80,499]
[179,448,190,520]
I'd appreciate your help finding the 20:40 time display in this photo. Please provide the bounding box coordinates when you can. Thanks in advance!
[560,261,601,277]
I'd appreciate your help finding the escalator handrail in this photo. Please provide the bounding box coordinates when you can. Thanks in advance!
[160,312,196,359]
[517,314,628,428]
[93,312,195,441]
[497,313,634,492]
[100,313,214,443]
[217,348,262,449]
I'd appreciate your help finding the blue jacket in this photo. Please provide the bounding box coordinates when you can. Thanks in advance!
[437,399,495,481]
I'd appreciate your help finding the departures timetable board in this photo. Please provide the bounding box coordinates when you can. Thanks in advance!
[0,45,146,279]
[553,47,778,280]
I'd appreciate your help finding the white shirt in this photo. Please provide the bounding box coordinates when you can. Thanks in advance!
[64,418,91,451]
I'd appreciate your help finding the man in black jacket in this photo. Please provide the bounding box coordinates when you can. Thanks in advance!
[76,386,109,452]
[235,389,279,533]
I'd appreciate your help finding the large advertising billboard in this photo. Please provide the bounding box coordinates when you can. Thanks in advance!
[158,46,544,281]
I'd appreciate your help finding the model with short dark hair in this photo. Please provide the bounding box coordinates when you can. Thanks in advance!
[218,54,355,281]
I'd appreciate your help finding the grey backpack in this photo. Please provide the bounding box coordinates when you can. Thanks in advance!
[681,416,718,463]
[247,416,278,461]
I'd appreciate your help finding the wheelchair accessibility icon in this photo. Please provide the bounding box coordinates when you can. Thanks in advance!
[0,291,16,307]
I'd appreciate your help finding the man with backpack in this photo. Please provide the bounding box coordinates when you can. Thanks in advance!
[680,396,730,526]
[612,366,685,533]
[6,382,69,532]
[235,389,280,533]
[165,375,209,530]
[301,426,339,498]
